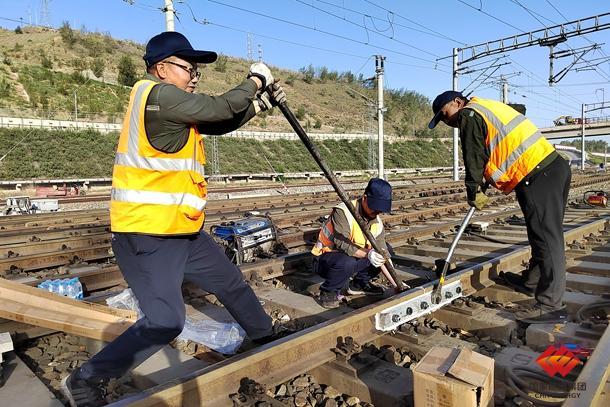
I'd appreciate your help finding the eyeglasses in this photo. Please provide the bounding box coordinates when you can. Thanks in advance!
[163,60,201,80]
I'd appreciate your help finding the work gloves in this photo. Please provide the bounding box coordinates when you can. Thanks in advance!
[253,80,287,114]
[367,249,386,268]
[468,192,489,211]
[248,62,274,90]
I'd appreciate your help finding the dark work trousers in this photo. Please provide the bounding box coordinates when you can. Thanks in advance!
[316,245,394,293]
[77,231,272,380]
[514,156,571,310]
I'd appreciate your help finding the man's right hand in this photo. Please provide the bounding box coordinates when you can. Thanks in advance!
[468,192,489,211]
[248,62,274,90]
[367,249,386,268]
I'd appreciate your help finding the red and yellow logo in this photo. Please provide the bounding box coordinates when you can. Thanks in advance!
[536,345,582,377]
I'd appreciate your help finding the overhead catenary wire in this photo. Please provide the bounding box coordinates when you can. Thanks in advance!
[295,0,446,60]
[362,0,467,46]
[203,0,450,67]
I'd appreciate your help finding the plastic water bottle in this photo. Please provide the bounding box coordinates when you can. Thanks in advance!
[37,277,83,300]
[72,277,83,300]
[63,278,82,300]
[52,279,64,296]
[37,280,51,292]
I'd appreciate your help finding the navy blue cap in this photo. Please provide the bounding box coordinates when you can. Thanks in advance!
[428,90,464,129]
[364,178,392,213]
[143,31,217,68]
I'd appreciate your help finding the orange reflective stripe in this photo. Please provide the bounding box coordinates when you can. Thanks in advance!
[311,200,384,256]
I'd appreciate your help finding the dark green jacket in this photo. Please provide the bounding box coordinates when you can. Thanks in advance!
[142,74,258,153]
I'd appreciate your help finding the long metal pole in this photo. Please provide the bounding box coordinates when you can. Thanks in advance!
[278,101,402,290]
[581,104,586,170]
[376,55,385,179]
[452,48,460,181]
[164,0,175,31]
[73,90,78,122]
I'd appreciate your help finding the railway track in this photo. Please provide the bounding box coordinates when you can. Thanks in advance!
[1,172,609,406]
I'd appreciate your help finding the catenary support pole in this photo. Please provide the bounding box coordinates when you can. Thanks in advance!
[164,0,174,31]
[581,104,586,170]
[376,55,385,179]
[452,48,460,181]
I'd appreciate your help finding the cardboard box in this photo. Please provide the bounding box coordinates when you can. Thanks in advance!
[413,346,494,407]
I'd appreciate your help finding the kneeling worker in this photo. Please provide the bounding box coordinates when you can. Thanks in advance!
[312,178,393,309]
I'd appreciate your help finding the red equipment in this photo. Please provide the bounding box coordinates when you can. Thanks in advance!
[584,191,609,207]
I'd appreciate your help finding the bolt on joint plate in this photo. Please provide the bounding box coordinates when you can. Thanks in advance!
[375,280,463,331]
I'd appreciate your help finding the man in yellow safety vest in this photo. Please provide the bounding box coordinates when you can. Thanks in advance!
[61,31,285,406]
[311,178,393,309]
[429,90,571,324]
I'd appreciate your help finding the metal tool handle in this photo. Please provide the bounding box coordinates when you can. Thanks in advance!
[277,101,402,290]
[445,206,477,265]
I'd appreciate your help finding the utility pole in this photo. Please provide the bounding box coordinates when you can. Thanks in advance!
[375,55,386,179]
[581,104,586,170]
[74,90,78,122]
[40,0,50,27]
[452,48,459,181]
[163,0,175,31]
[257,44,263,62]
[501,77,508,104]
[247,33,253,61]
[211,136,220,177]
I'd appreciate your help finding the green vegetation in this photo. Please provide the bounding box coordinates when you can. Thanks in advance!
[117,56,138,87]
[560,139,608,152]
[0,128,451,179]
[15,65,130,120]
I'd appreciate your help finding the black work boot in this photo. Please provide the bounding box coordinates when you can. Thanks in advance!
[318,290,340,309]
[347,281,384,296]
[61,369,108,407]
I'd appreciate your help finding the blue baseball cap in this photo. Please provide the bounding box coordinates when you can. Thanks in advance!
[428,90,464,129]
[143,31,217,68]
[365,178,392,213]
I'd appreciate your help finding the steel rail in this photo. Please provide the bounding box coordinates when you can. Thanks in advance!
[110,216,609,407]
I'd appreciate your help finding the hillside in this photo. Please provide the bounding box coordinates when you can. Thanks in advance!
[0,128,452,179]
[0,24,449,138]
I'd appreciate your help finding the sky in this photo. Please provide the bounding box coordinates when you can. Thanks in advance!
[1,0,609,143]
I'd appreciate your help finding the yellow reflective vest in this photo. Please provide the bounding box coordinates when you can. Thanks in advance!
[311,200,384,256]
[466,97,555,193]
[110,80,208,235]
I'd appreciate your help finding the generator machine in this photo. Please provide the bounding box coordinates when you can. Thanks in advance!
[211,214,281,265]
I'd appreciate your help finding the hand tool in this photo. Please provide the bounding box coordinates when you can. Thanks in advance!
[431,206,476,304]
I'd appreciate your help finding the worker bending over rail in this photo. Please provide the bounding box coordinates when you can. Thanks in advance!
[428,90,571,324]
[61,31,286,407]
[312,178,394,309]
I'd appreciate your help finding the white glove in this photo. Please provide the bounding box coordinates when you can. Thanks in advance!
[253,93,273,114]
[367,249,385,268]
[264,80,286,106]
[248,62,274,90]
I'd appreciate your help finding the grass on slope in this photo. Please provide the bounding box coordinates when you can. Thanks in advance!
[0,128,451,180]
